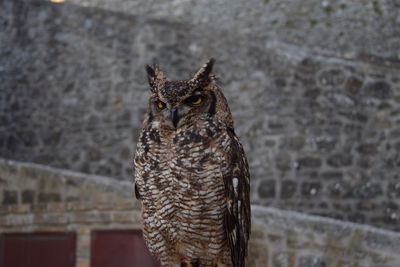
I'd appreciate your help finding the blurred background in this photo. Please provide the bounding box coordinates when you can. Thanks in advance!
[1,0,400,266]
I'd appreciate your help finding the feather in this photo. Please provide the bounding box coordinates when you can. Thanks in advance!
[223,128,251,267]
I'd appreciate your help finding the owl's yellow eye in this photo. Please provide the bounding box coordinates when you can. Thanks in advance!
[155,101,166,110]
[187,95,203,106]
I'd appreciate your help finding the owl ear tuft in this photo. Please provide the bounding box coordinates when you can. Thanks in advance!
[192,58,215,85]
[146,64,156,78]
[145,64,165,91]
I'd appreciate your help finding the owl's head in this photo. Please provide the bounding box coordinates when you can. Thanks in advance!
[145,59,231,130]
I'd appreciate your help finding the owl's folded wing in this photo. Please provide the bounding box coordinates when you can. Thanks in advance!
[223,128,251,267]
[134,183,141,200]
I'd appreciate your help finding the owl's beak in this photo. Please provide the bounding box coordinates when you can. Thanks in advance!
[170,108,180,128]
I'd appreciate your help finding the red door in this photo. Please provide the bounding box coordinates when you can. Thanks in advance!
[0,232,76,267]
[91,230,161,267]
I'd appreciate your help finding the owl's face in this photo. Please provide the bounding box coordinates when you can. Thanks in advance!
[145,59,216,130]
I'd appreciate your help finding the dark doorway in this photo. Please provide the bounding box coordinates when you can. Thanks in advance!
[91,230,161,267]
[0,232,76,267]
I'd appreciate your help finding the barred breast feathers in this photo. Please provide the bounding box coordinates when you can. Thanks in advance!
[134,59,251,267]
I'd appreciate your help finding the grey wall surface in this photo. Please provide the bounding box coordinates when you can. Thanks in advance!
[1,0,400,230]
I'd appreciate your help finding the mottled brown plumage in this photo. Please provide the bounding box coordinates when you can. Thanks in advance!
[134,59,251,267]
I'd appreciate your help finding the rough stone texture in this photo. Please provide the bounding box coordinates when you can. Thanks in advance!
[2,190,18,205]
[0,159,134,207]
[1,0,400,230]
[250,206,400,267]
[1,159,400,267]
[0,158,141,267]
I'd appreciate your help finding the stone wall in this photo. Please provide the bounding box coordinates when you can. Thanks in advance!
[0,158,140,267]
[1,0,400,230]
[1,159,400,267]
[250,206,400,267]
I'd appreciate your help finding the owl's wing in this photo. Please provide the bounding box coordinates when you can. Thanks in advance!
[223,128,251,267]
[134,183,141,199]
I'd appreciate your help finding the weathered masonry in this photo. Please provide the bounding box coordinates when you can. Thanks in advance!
[1,159,400,267]
[1,0,400,265]
[1,0,400,231]
[0,159,159,267]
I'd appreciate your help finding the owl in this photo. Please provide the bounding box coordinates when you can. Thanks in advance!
[134,59,251,267]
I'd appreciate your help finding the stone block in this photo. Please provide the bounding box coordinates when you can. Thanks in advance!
[301,183,321,197]
[0,205,9,214]
[67,202,95,211]
[353,182,382,199]
[297,255,326,267]
[281,136,305,151]
[388,182,400,198]
[70,211,111,223]
[267,233,284,244]
[273,252,296,267]
[114,199,137,210]
[34,213,69,225]
[326,154,352,167]
[276,153,292,171]
[111,211,140,223]
[264,139,277,147]
[328,182,353,198]
[38,192,61,203]
[258,179,276,199]
[247,241,268,267]
[356,201,377,211]
[390,129,400,138]
[394,141,400,152]
[21,190,35,204]
[47,202,66,212]
[281,181,297,199]
[87,147,102,162]
[95,201,116,211]
[344,76,363,94]
[43,131,62,146]
[315,135,337,152]
[336,261,361,267]
[296,157,322,169]
[1,214,34,226]
[356,143,379,154]
[31,203,48,213]
[317,68,346,89]
[65,196,80,202]
[321,171,343,180]
[3,190,18,205]
[364,81,392,99]
[10,204,30,214]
